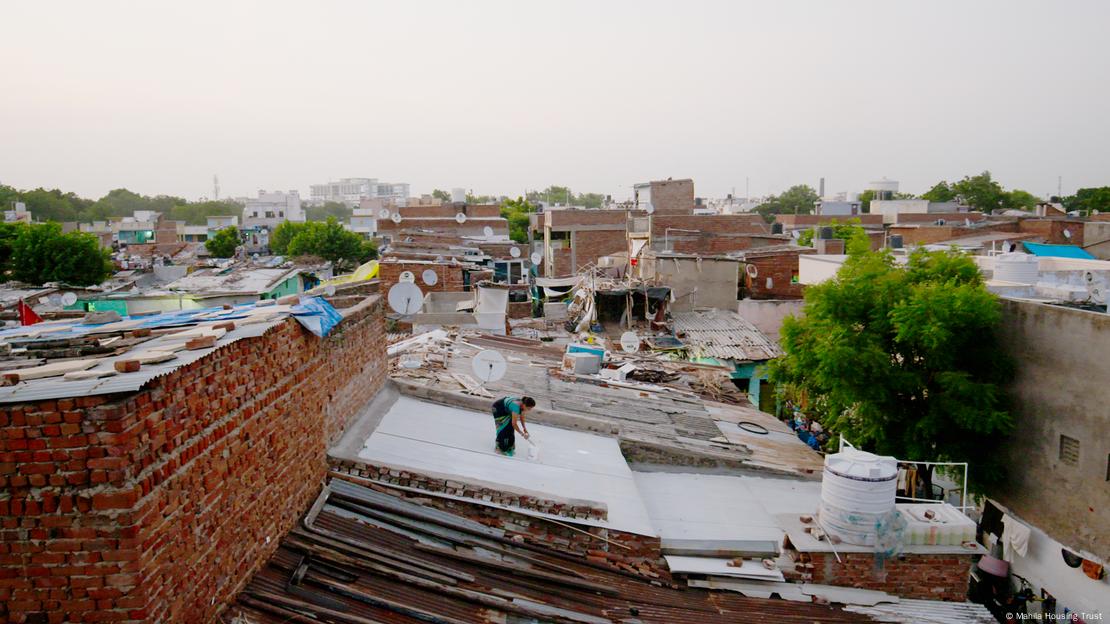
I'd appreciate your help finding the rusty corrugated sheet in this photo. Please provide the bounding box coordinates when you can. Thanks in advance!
[673,309,783,362]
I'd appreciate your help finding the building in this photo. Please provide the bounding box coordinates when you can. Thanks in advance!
[633,178,696,215]
[242,190,305,229]
[871,199,967,224]
[4,201,32,223]
[347,206,378,237]
[376,203,508,240]
[309,177,411,207]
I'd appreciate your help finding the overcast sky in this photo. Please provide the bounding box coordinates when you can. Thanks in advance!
[1,1,1108,202]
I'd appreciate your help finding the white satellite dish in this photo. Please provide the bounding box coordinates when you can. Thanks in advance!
[387,282,423,315]
[483,226,494,237]
[48,294,62,307]
[391,212,403,224]
[323,285,336,297]
[1063,228,1072,239]
[455,212,467,224]
[530,252,543,265]
[510,246,521,258]
[644,203,655,215]
[399,270,416,283]
[422,269,439,286]
[378,208,391,219]
[620,331,640,353]
[471,349,507,383]
[61,292,78,306]
[746,264,759,278]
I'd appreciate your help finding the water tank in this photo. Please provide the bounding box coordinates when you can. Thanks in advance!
[994,252,1039,284]
[889,234,904,249]
[451,187,466,203]
[818,448,898,546]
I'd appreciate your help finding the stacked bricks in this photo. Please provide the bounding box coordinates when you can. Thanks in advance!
[330,460,607,522]
[742,247,816,299]
[330,472,668,581]
[0,296,387,623]
[783,550,973,602]
[378,260,465,295]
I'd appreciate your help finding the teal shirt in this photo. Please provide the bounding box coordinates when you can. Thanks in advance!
[495,397,521,430]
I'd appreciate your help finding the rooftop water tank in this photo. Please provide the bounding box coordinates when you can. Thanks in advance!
[818,448,898,546]
[994,252,1039,284]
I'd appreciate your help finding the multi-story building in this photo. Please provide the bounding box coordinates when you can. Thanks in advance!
[309,178,410,207]
[242,190,304,229]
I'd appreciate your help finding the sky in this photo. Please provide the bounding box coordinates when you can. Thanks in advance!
[1,0,1108,202]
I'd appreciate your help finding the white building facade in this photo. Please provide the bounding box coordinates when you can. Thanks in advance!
[242,190,305,229]
[309,178,411,207]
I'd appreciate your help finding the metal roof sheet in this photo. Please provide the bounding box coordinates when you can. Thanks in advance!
[673,309,783,362]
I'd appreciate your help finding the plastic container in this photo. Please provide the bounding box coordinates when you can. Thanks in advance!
[818,449,898,545]
[898,503,975,546]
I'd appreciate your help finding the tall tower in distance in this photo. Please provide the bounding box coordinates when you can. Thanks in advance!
[213,175,220,201]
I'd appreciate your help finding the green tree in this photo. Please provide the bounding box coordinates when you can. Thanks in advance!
[769,249,1014,493]
[286,218,365,270]
[205,226,240,258]
[0,222,27,282]
[500,197,536,243]
[796,218,871,253]
[166,200,243,225]
[466,193,497,205]
[305,201,352,222]
[754,185,818,222]
[18,188,82,222]
[269,221,308,256]
[10,223,113,286]
[1062,187,1110,216]
[921,181,956,202]
[1006,189,1040,211]
[359,239,378,262]
[857,189,877,213]
[431,189,451,202]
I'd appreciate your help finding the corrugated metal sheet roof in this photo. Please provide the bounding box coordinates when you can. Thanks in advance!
[843,598,995,623]
[673,309,783,362]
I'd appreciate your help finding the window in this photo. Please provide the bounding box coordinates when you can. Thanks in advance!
[1059,435,1079,466]
[1106,453,1110,481]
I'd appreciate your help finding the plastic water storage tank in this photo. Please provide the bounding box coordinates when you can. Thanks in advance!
[818,448,898,546]
[994,252,1039,284]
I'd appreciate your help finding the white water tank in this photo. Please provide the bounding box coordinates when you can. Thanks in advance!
[818,448,898,546]
[994,252,1039,284]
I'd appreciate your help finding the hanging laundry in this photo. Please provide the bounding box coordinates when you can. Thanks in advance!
[1001,513,1031,559]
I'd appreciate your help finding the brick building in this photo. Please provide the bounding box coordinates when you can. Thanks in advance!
[735,246,816,299]
[376,203,509,239]
[633,178,695,215]
[0,290,387,623]
[378,258,467,295]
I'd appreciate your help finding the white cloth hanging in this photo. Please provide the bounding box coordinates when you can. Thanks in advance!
[1001,513,1031,559]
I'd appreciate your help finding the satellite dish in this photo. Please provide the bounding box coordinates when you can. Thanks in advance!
[378,208,391,219]
[47,294,62,307]
[323,285,336,297]
[61,292,78,306]
[435,255,445,263]
[644,203,655,215]
[1063,228,1072,239]
[620,331,640,353]
[399,270,416,283]
[455,212,467,224]
[791,230,801,240]
[510,246,521,258]
[387,282,423,315]
[483,226,494,237]
[471,349,507,383]
[391,212,403,224]
[1094,209,1101,216]
[530,252,543,265]
[746,264,759,279]
[422,269,438,286]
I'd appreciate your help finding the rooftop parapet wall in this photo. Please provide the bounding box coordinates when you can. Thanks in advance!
[0,297,387,623]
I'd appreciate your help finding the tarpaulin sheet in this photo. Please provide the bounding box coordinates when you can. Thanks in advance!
[290,296,344,337]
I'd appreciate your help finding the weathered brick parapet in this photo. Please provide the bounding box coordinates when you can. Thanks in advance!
[783,547,973,601]
[0,296,387,623]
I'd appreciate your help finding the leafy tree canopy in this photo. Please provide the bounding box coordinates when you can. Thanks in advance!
[921,172,1041,212]
[768,249,1014,492]
[431,189,451,202]
[269,220,304,257]
[285,218,367,270]
[205,226,240,258]
[7,222,113,286]
[797,218,871,253]
[525,186,604,209]
[500,197,536,244]
[754,185,818,222]
[1060,187,1110,216]
[305,201,352,223]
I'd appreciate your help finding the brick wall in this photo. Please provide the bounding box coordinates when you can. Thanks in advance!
[784,549,973,602]
[1017,219,1085,246]
[378,261,465,294]
[0,298,387,623]
[775,214,885,228]
[893,212,986,224]
[396,204,501,219]
[573,230,627,271]
[652,214,768,238]
[742,249,815,299]
[649,179,695,215]
[378,218,509,237]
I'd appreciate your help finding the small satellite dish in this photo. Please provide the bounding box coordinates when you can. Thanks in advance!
[61,292,78,306]
[455,212,467,224]
[324,285,336,297]
[48,294,62,307]
[1063,228,1072,239]
[387,282,423,315]
[483,225,494,237]
[378,208,391,219]
[791,230,801,240]
[422,269,439,286]
[510,246,521,258]
[391,212,403,224]
[746,264,759,279]
[620,331,640,353]
[530,252,543,265]
[644,203,655,215]
[471,349,507,383]
[964,218,972,227]
[399,270,416,283]
[435,255,445,263]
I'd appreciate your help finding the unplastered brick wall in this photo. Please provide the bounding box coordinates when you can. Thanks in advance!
[330,459,607,522]
[0,297,387,623]
[378,260,465,294]
[329,473,668,581]
[573,230,627,271]
[743,249,815,299]
[783,549,972,601]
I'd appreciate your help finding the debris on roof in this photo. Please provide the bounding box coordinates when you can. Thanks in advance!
[673,309,783,362]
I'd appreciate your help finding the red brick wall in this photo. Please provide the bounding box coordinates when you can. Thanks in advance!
[1018,219,1085,245]
[574,230,627,271]
[894,212,986,224]
[742,249,814,299]
[0,299,387,623]
[397,204,501,219]
[378,218,508,237]
[775,214,885,227]
[785,550,972,602]
[649,179,695,215]
[378,261,465,294]
[652,214,768,238]
[546,209,631,228]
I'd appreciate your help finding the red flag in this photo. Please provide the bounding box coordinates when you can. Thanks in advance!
[18,299,43,326]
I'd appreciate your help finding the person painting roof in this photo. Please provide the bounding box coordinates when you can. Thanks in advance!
[491,395,535,457]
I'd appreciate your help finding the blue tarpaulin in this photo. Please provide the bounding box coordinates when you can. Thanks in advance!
[290,296,343,337]
[1022,242,1095,259]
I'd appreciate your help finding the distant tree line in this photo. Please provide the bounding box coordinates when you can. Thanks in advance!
[0,185,243,225]
[0,222,113,286]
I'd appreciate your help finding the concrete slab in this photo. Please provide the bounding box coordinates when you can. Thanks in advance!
[357,395,657,536]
